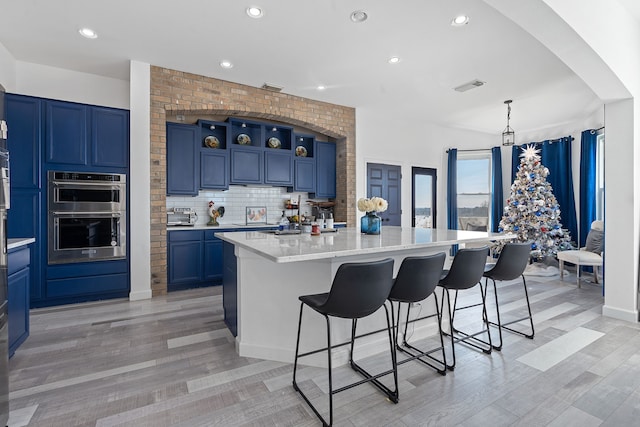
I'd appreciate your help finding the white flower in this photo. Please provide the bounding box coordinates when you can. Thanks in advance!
[357,197,388,213]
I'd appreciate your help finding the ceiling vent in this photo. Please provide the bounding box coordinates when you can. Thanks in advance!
[261,83,283,92]
[454,79,485,92]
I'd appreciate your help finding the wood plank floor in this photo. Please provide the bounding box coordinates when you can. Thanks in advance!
[8,271,640,426]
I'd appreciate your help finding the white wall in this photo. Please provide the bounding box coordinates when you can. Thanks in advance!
[0,42,16,91]
[15,61,129,109]
[356,109,496,229]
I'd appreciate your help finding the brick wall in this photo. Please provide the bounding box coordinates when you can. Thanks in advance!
[150,66,356,295]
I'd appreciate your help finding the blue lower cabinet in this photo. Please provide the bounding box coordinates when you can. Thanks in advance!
[38,260,130,307]
[168,230,225,291]
[168,240,203,286]
[8,246,31,357]
[204,240,224,281]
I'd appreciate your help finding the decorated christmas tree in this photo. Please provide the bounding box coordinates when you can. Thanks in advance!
[498,145,572,259]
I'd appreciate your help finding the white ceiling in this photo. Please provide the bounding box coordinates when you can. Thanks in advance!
[0,0,613,135]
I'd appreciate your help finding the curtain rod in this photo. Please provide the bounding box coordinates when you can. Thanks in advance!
[590,126,605,134]
[445,148,492,153]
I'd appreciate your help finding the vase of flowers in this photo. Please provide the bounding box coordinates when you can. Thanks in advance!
[357,197,388,235]
[207,201,225,226]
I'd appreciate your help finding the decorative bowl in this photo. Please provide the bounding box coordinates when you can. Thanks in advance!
[295,146,308,157]
[237,133,252,145]
[268,137,282,149]
[204,135,220,148]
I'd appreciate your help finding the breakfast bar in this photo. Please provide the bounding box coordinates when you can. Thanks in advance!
[217,227,511,366]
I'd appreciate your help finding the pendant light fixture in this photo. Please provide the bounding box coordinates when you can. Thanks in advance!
[502,99,515,146]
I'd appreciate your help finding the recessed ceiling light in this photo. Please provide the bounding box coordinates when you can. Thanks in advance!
[220,60,234,69]
[451,15,469,26]
[246,6,263,18]
[388,56,400,64]
[316,85,326,91]
[350,10,368,23]
[78,28,98,39]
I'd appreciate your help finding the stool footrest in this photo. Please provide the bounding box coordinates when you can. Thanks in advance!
[347,361,399,403]
[396,344,446,374]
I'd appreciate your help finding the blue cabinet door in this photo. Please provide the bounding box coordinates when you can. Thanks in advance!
[5,94,42,189]
[167,123,199,196]
[204,239,224,281]
[91,107,129,168]
[8,246,30,357]
[315,141,336,198]
[46,100,88,165]
[230,147,263,184]
[200,151,229,190]
[168,240,203,285]
[264,150,293,186]
[294,158,315,192]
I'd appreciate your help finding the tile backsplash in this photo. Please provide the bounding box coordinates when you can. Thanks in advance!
[167,186,322,226]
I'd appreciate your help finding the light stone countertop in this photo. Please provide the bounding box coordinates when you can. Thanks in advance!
[8,237,36,250]
[167,222,346,231]
[216,226,511,263]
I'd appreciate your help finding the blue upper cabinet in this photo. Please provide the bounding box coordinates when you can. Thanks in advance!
[167,122,199,196]
[201,151,229,190]
[5,94,42,189]
[230,146,263,184]
[264,150,293,186]
[294,158,315,192]
[46,100,88,166]
[91,107,129,168]
[43,99,129,171]
[315,141,336,198]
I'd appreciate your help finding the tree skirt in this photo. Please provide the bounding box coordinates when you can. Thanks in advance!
[524,262,560,277]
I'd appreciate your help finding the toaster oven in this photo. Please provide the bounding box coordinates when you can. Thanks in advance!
[167,207,198,226]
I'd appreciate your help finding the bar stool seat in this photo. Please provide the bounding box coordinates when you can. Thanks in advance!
[292,258,397,426]
[388,252,447,375]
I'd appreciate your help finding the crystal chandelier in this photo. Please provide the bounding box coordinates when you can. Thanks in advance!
[502,100,515,146]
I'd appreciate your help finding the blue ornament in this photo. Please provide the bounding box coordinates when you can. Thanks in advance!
[513,201,519,206]
[531,243,537,249]
[498,227,503,232]
[517,190,522,195]
[530,173,535,179]
[529,187,535,192]
[514,226,520,231]
[535,211,541,216]
[554,225,560,229]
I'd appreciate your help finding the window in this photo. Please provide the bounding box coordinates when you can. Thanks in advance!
[595,131,605,220]
[457,151,492,231]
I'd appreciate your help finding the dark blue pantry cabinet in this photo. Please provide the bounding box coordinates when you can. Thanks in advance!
[5,93,130,307]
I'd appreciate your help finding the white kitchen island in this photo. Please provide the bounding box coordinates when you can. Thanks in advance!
[216,226,511,366]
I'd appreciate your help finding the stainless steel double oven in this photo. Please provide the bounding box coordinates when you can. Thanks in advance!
[48,171,126,264]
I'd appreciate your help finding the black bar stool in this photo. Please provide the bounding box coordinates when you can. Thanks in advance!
[483,242,534,350]
[292,258,397,427]
[438,246,491,370]
[388,252,447,375]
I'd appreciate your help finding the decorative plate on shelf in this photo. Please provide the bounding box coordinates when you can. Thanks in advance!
[295,146,308,157]
[268,137,281,149]
[204,135,220,149]
[236,133,252,145]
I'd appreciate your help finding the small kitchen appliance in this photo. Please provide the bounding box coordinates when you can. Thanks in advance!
[167,207,198,226]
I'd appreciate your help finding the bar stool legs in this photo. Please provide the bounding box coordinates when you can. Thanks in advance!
[484,274,535,351]
[390,296,447,375]
[441,286,493,370]
[292,302,398,426]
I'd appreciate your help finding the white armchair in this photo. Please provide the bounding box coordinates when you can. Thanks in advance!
[556,220,604,287]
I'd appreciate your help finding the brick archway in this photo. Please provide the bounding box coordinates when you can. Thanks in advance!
[149,66,355,295]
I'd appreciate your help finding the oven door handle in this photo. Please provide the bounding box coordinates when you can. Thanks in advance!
[52,181,123,188]
[51,211,122,216]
